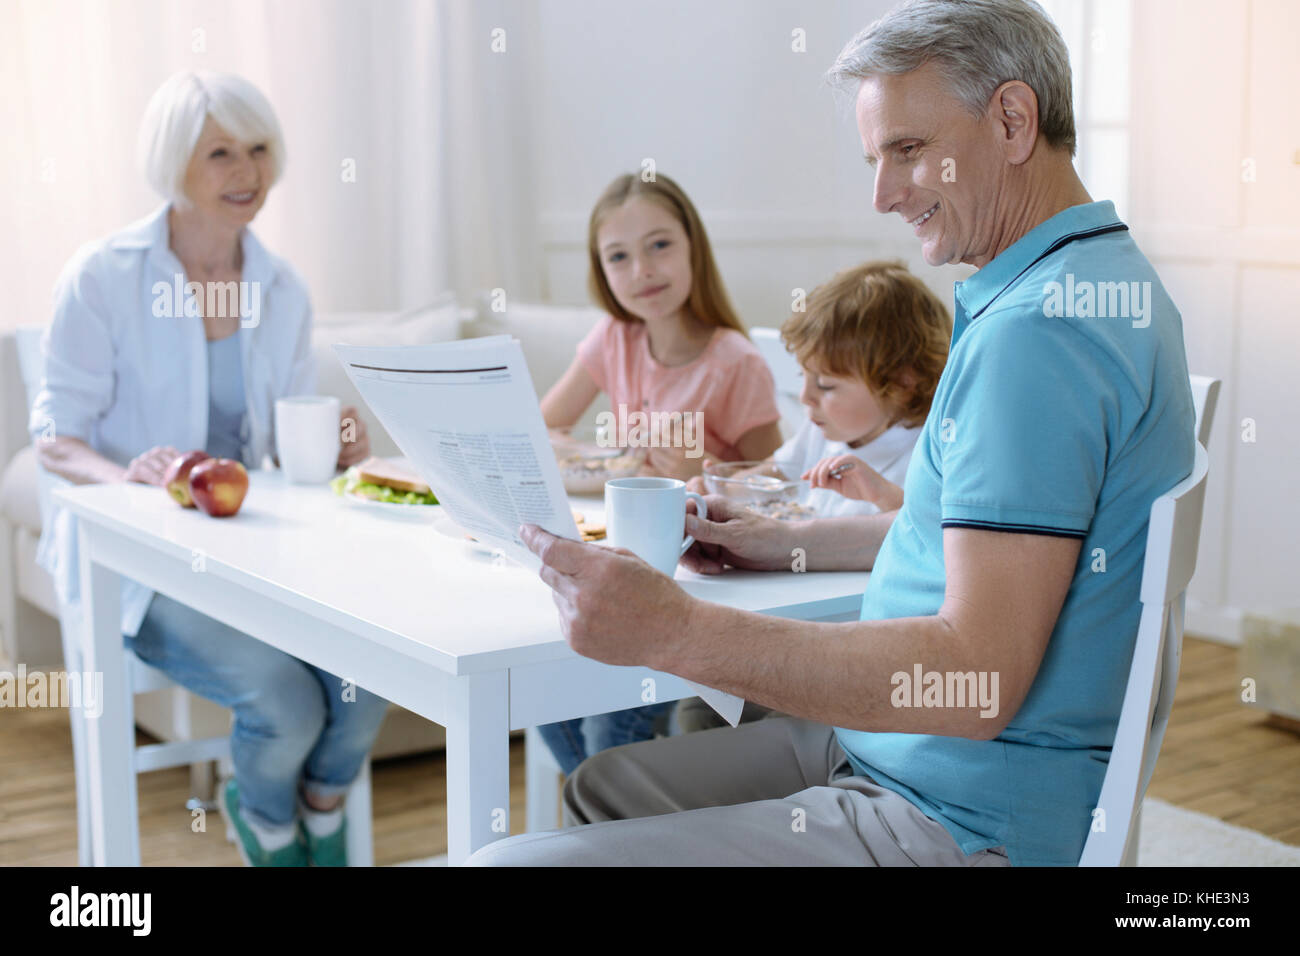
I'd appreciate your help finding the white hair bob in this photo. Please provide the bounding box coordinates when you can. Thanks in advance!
[137,70,285,207]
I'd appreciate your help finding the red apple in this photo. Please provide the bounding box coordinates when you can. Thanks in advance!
[163,451,212,507]
[188,458,249,517]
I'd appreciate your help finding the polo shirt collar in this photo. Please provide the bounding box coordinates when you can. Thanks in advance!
[953,200,1123,329]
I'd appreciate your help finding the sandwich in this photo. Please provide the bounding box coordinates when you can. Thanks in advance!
[331,456,439,505]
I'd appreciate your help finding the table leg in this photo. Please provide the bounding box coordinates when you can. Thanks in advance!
[77,524,140,866]
[344,757,373,867]
[445,670,510,865]
[525,726,562,832]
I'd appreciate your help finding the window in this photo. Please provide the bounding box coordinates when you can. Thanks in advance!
[1041,0,1132,217]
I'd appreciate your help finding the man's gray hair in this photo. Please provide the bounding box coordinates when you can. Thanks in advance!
[827,0,1077,156]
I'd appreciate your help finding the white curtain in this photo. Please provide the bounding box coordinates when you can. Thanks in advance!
[0,0,542,328]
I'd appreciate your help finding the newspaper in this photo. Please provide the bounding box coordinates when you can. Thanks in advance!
[334,336,745,726]
[335,336,575,569]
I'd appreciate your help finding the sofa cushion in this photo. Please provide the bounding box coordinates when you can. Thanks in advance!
[312,301,468,458]
[14,525,58,617]
[462,298,610,410]
[0,445,42,534]
[312,299,465,347]
[0,334,35,479]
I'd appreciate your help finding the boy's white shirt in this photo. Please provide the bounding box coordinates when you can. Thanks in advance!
[774,418,922,517]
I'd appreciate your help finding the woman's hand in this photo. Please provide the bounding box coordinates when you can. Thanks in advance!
[803,454,904,511]
[123,445,182,485]
[338,405,370,468]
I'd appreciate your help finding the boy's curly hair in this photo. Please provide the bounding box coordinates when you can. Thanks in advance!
[781,260,951,428]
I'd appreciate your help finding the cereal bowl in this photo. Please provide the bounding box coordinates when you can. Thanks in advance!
[551,426,646,495]
[702,459,818,520]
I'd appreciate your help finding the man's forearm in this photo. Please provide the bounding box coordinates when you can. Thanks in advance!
[787,510,898,571]
[665,600,1004,739]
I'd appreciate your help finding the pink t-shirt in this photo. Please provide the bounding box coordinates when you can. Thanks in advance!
[577,314,780,461]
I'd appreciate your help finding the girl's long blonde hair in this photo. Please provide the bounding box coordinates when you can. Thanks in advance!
[587,172,748,337]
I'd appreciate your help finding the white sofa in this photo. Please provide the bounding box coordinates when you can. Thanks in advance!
[0,295,610,760]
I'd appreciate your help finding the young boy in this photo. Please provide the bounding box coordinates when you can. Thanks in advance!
[679,259,952,731]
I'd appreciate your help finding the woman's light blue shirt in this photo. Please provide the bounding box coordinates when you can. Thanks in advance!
[206,332,248,462]
[29,203,317,636]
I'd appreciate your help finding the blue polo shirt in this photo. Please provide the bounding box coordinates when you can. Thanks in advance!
[835,200,1195,866]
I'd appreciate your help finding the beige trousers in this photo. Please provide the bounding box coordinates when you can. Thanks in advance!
[467,716,1010,866]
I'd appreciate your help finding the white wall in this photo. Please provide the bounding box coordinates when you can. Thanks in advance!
[1,0,539,329]
[1129,0,1300,640]
[530,0,973,327]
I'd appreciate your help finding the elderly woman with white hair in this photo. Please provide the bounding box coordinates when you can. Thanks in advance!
[30,70,388,866]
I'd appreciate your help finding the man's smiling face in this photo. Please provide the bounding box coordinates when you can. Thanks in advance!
[857,61,1006,268]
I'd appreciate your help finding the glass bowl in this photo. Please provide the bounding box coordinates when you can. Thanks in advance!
[550,425,646,495]
[703,459,818,521]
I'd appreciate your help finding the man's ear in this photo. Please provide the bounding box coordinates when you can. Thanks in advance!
[989,80,1039,165]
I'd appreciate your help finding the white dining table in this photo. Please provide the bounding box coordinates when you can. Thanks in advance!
[55,470,871,865]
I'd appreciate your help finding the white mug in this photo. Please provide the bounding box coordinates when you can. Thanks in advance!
[275,395,341,484]
[604,477,708,577]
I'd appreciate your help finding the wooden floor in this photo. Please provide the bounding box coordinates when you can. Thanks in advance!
[1,636,1296,865]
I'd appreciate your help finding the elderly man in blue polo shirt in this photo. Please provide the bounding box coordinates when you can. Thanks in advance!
[470,0,1195,867]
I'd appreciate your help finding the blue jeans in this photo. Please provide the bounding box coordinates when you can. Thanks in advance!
[537,702,675,776]
[125,593,390,830]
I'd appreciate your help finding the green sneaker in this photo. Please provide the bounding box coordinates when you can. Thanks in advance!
[219,779,308,867]
[298,811,348,867]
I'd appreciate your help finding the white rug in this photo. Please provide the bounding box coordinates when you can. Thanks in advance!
[392,798,1300,866]
[1139,797,1300,866]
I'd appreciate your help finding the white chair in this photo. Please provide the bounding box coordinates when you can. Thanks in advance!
[14,326,374,866]
[1189,374,1221,447]
[750,327,805,439]
[1078,440,1210,866]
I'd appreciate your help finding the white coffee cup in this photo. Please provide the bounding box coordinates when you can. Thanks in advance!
[604,477,708,577]
[274,395,341,484]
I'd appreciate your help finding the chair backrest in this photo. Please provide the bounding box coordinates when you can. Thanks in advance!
[751,327,805,439]
[1078,441,1209,866]
[1189,374,1221,447]
[750,327,801,396]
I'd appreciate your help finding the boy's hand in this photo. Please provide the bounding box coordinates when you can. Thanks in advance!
[804,454,904,511]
